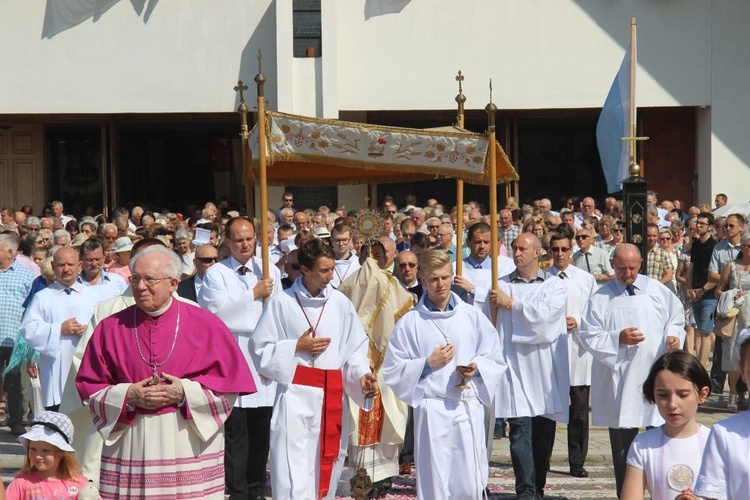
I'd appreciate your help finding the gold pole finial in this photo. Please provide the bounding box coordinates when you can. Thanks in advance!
[455,70,466,119]
[485,79,497,117]
[234,81,250,139]
[254,50,266,97]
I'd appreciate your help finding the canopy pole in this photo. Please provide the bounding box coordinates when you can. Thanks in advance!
[234,80,254,220]
[255,51,269,279]
[455,70,466,277]
[486,82,499,324]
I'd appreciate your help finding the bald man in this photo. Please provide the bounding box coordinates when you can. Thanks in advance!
[580,244,684,497]
[487,233,568,499]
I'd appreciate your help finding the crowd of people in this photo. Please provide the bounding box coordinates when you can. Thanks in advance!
[0,189,746,499]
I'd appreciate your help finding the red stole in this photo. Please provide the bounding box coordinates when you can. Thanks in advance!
[292,365,344,499]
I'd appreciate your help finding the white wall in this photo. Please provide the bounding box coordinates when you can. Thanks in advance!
[1,0,715,115]
[0,0,278,113]
[335,0,711,111]
[707,2,750,205]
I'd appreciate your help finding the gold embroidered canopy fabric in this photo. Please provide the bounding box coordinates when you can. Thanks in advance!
[248,111,518,186]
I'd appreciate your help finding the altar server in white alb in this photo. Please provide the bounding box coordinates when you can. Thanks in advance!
[695,328,750,500]
[21,247,102,411]
[253,238,378,500]
[580,243,684,498]
[330,224,361,288]
[198,217,282,499]
[485,233,568,500]
[547,231,597,479]
[382,249,505,500]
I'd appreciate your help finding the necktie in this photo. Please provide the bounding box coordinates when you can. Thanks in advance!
[559,271,567,280]
[626,284,636,296]
[238,266,249,276]
[64,288,73,295]
[584,253,591,273]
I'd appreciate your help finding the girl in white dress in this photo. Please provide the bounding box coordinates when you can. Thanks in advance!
[694,328,750,500]
[621,350,711,500]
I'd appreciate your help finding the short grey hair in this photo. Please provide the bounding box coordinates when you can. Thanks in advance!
[53,229,70,245]
[129,245,182,279]
[174,229,191,242]
[280,207,294,217]
[0,233,19,253]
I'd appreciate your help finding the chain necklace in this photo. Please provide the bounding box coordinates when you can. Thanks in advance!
[430,317,454,345]
[133,302,180,385]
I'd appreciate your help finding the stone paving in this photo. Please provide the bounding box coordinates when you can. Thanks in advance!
[0,392,738,498]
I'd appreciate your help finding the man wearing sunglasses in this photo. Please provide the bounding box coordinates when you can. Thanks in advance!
[548,232,597,479]
[572,229,614,286]
[177,244,218,302]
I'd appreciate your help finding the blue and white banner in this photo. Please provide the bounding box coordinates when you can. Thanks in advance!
[596,47,632,194]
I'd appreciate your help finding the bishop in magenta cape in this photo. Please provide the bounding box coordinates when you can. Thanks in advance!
[76,300,256,499]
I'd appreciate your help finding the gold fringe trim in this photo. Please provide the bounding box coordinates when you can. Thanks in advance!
[365,283,392,335]
[248,110,519,185]
[393,298,413,324]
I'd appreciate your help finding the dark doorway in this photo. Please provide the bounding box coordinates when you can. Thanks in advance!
[516,114,607,209]
[118,121,237,213]
[46,124,103,217]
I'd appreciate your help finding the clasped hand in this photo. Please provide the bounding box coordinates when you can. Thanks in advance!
[127,374,184,410]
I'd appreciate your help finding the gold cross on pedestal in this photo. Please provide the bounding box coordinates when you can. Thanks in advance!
[621,124,649,178]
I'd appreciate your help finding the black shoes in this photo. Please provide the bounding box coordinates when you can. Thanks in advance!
[570,466,589,478]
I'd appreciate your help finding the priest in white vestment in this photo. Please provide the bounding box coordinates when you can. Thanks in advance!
[580,243,684,498]
[485,233,568,500]
[21,247,103,410]
[382,249,505,500]
[547,232,597,479]
[253,238,378,500]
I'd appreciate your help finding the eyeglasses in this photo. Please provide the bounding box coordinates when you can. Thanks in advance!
[613,228,624,233]
[39,238,50,243]
[402,233,415,238]
[196,257,217,263]
[659,237,672,242]
[398,262,418,268]
[726,224,739,228]
[429,225,440,229]
[695,222,709,226]
[575,235,589,240]
[550,247,571,253]
[289,263,301,270]
[388,210,396,214]
[333,238,350,244]
[284,198,293,202]
[129,276,172,286]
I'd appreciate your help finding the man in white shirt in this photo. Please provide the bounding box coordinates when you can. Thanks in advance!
[548,232,597,478]
[21,247,102,411]
[198,217,281,500]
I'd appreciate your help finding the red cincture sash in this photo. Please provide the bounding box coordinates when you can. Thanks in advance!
[292,365,344,499]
